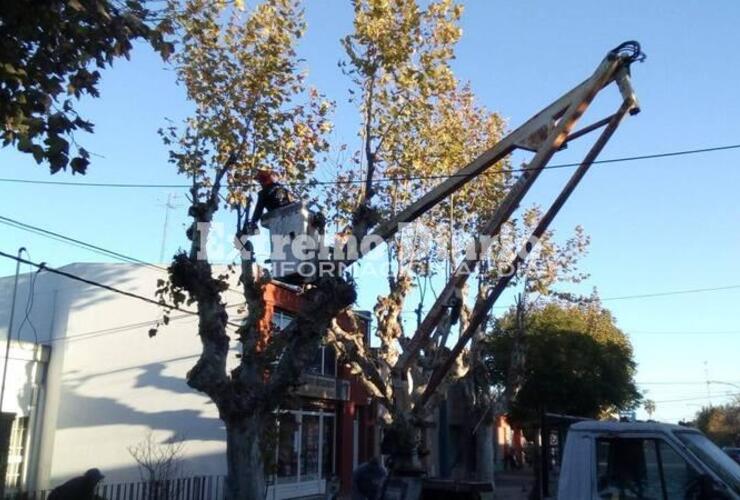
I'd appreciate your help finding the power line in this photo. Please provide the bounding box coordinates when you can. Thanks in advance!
[4,215,740,340]
[0,214,247,298]
[654,392,739,404]
[1,143,739,189]
[0,215,165,270]
[627,330,740,336]
[0,250,242,328]
[601,284,740,301]
[638,381,740,386]
[47,302,244,345]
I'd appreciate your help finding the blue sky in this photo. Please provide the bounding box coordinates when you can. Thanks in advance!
[1,0,739,422]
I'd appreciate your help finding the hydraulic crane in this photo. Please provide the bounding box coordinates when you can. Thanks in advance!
[343,40,645,408]
[265,41,643,409]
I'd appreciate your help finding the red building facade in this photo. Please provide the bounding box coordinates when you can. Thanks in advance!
[259,281,376,499]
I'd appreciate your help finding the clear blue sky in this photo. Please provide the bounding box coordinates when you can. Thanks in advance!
[1,1,739,423]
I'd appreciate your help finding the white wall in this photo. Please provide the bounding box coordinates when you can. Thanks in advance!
[0,343,47,417]
[0,263,244,489]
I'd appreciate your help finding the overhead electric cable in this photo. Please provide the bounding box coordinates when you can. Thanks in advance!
[0,143,738,189]
[0,214,247,298]
[0,250,242,328]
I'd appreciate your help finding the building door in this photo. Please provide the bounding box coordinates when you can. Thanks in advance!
[268,410,335,500]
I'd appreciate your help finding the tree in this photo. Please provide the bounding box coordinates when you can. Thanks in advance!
[694,399,740,447]
[128,432,186,500]
[0,0,173,173]
[644,399,656,419]
[154,2,355,499]
[470,205,590,479]
[485,302,641,427]
[325,1,593,481]
[324,0,512,475]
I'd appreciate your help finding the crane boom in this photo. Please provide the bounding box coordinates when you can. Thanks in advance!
[414,97,637,412]
[340,42,640,272]
[396,45,641,373]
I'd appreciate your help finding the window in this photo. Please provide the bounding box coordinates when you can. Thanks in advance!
[272,310,294,332]
[301,415,320,481]
[675,431,740,496]
[596,437,703,500]
[322,415,335,479]
[658,441,700,499]
[306,344,337,378]
[276,413,298,484]
[273,309,336,377]
[5,417,28,491]
[270,411,335,486]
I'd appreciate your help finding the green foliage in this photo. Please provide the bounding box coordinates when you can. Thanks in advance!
[486,302,641,426]
[694,399,740,447]
[330,0,509,260]
[644,398,656,418]
[0,0,173,173]
[162,0,332,209]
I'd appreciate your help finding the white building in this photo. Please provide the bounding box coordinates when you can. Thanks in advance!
[0,263,376,498]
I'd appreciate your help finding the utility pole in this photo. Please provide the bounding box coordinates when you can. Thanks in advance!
[0,247,25,413]
[704,361,712,407]
[158,193,180,263]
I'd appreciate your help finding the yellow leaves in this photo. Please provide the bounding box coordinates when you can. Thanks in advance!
[166,0,331,205]
[318,100,331,115]
[452,3,463,19]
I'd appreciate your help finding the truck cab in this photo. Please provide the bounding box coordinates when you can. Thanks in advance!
[557,421,740,499]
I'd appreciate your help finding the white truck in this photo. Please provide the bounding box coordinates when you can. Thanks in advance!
[557,421,740,500]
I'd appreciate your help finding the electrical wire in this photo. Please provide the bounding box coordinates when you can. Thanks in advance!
[601,284,740,301]
[2,247,737,346]
[638,381,740,386]
[16,265,41,346]
[1,143,739,189]
[0,214,248,299]
[0,215,162,270]
[627,330,740,336]
[46,302,244,345]
[0,250,243,328]
[654,392,739,404]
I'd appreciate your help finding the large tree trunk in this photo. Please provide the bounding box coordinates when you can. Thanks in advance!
[225,416,266,500]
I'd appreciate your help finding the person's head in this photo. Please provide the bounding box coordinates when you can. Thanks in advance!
[83,468,105,484]
[255,169,275,187]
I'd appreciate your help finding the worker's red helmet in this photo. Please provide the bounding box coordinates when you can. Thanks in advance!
[255,169,275,186]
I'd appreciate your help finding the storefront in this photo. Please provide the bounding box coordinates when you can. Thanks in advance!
[268,408,336,500]
[263,281,377,498]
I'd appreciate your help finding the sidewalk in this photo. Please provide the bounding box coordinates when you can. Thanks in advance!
[494,469,534,500]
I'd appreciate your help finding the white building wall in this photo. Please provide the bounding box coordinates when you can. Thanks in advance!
[0,263,244,490]
[0,342,49,493]
[0,343,48,418]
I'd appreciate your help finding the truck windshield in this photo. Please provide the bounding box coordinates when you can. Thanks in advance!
[675,430,740,495]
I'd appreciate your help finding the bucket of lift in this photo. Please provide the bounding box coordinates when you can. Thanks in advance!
[260,202,325,284]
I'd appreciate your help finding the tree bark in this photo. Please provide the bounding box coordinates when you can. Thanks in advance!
[225,416,266,500]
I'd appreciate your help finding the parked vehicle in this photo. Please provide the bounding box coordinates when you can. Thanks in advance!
[557,421,740,499]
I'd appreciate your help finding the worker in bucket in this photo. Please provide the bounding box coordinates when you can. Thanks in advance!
[247,169,294,233]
